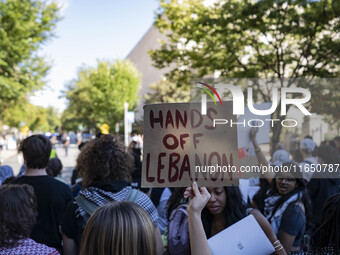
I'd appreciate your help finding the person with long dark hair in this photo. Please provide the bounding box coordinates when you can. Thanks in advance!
[167,187,188,222]
[264,162,311,253]
[167,186,246,255]
[0,184,59,254]
[201,186,247,238]
[184,182,288,255]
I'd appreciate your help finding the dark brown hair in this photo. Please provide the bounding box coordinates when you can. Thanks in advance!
[0,184,37,247]
[269,162,311,229]
[76,134,133,188]
[317,145,340,164]
[18,135,52,169]
[167,187,187,221]
[80,202,156,255]
[313,193,340,254]
[46,157,63,177]
[202,186,246,238]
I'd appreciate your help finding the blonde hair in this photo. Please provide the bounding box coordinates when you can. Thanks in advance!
[80,201,156,255]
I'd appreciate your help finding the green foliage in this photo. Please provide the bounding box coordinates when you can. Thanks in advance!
[150,0,340,143]
[151,0,339,80]
[62,59,141,131]
[145,78,190,104]
[3,99,60,132]
[311,79,340,127]
[0,0,60,114]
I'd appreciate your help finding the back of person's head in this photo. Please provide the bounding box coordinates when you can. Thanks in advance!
[317,144,339,164]
[80,201,156,255]
[129,140,137,149]
[0,184,37,247]
[304,135,313,140]
[272,149,290,165]
[18,135,52,169]
[46,158,63,177]
[328,140,336,149]
[300,138,316,155]
[76,134,133,188]
[334,136,340,147]
[313,193,340,252]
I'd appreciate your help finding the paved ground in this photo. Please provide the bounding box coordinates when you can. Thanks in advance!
[1,144,79,185]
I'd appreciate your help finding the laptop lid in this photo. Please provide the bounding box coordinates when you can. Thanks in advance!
[208,215,275,255]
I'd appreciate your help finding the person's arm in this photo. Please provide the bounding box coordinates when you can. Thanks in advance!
[278,230,295,253]
[184,182,212,255]
[251,199,259,210]
[249,127,275,184]
[63,234,77,255]
[249,209,287,255]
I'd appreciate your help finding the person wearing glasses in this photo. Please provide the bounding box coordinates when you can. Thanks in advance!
[263,162,310,254]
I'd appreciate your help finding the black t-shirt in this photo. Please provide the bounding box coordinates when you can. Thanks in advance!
[280,204,306,247]
[14,175,72,252]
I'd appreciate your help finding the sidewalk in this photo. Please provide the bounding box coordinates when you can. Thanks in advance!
[0,149,18,162]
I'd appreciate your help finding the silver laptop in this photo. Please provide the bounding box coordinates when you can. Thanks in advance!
[208,215,275,255]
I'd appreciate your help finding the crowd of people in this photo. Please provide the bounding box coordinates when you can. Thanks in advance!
[0,130,339,255]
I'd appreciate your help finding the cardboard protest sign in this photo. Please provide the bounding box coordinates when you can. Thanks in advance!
[142,102,239,187]
[238,147,260,178]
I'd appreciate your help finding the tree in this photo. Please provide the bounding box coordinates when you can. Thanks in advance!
[0,0,60,115]
[3,99,60,132]
[144,78,190,104]
[311,78,340,132]
[62,60,141,131]
[150,0,340,145]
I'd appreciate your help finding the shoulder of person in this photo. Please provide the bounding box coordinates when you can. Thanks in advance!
[11,176,23,184]
[135,188,155,206]
[292,201,305,214]
[134,188,159,222]
[284,203,305,219]
[47,177,72,197]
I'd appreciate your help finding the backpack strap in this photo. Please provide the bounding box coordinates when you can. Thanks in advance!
[169,204,188,220]
[74,194,100,216]
[126,188,140,203]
